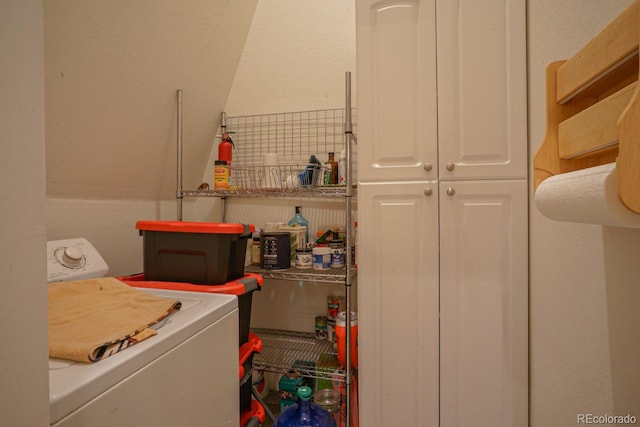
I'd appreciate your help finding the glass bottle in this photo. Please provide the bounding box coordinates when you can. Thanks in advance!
[274,386,337,427]
[325,152,338,185]
[288,205,309,243]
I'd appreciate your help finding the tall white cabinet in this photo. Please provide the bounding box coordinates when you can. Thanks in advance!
[356,1,528,426]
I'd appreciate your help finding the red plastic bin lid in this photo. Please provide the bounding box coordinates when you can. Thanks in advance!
[119,273,263,296]
[239,332,263,379]
[136,220,254,235]
[240,400,266,425]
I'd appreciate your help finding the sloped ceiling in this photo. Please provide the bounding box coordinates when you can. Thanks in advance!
[44,0,258,200]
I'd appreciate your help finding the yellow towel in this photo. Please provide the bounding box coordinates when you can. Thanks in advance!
[48,277,181,363]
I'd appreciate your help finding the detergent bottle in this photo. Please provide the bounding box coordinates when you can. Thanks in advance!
[274,386,336,427]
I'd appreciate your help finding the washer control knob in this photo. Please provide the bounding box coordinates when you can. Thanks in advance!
[61,246,85,268]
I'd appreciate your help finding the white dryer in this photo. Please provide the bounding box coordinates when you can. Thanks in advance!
[47,238,239,427]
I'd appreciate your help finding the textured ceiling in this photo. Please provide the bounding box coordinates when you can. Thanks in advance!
[44,0,258,200]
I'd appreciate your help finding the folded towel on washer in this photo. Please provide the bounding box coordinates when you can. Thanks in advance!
[48,277,181,363]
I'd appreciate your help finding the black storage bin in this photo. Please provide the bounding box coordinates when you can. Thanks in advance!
[238,291,254,345]
[239,355,254,412]
[136,220,254,285]
[228,275,262,346]
[241,400,266,427]
[239,333,263,412]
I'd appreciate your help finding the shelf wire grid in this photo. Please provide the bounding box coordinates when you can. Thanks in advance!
[252,328,346,382]
[225,108,357,188]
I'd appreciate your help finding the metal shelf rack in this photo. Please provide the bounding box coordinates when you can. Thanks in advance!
[244,264,356,284]
[180,185,353,198]
[175,72,357,426]
[251,328,345,382]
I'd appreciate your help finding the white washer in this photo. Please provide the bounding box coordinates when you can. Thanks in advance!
[47,238,240,427]
[47,238,109,283]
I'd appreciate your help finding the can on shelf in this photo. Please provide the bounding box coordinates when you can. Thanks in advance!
[327,295,345,321]
[327,318,336,345]
[295,248,313,269]
[312,246,331,270]
[329,239,345,268]
[260,232,291,270]
[315,316,328,340]
[213,160,229,189]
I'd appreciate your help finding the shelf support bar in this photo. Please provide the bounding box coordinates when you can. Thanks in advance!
[344,70,355,427]
[176,89,184,221]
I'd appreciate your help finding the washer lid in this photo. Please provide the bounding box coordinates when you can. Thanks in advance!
[48,288,237,425]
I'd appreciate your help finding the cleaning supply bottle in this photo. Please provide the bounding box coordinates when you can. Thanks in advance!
[274,386,337,427]
[299,155,322,187]
[338,149,347,185]
[335,311,358,369]
[288,206,309,243]
[218,133,235,179]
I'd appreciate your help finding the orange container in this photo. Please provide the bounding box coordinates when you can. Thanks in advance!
[335,311,358,369]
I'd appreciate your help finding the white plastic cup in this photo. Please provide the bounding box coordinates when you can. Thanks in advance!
[261,153,282,188]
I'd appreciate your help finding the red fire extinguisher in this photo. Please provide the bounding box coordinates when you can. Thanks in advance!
[218,133,235,175]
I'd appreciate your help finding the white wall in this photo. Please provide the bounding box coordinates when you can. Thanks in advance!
[44,0,258,201]
[44,1,257,275]
[223,0,356,116]
[528,1,640,425]
[0,1,49,425]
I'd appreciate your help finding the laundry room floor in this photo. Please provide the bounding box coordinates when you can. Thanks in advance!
[260,390,280,427]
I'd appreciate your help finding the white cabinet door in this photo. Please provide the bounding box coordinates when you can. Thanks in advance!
[439,179,528,427]
[436,0,527,180]
[357,181,439,427]
[356,0,438,182]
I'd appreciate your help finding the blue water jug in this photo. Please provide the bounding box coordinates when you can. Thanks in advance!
[274,386,337,427]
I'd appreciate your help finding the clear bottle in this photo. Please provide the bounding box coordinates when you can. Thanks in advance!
[313,388,341,426]
[288,206,309,243]
[274,386,337,427]
[325,152,338,185]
